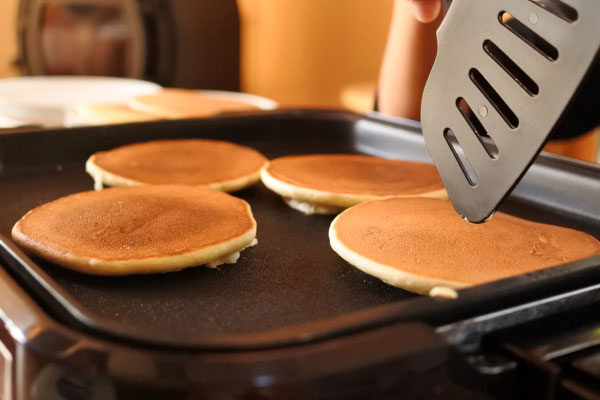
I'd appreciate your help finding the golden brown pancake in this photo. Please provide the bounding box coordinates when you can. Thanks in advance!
[86,139,268,191]
[129,88,258,118]
[67,103,161,126]
[11,185,257,275]
[330,198,600,297]
[261,154,447,214]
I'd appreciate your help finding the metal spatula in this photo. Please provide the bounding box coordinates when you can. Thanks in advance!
[421,0,600,222]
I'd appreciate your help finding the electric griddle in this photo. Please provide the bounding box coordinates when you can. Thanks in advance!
[0,110,599,399]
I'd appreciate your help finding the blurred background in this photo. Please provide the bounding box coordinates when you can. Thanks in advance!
[0,1,18,79]
[0,0,596,161]
[0,0,392,109]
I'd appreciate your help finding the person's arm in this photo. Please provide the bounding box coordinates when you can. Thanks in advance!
[377,0,443,120]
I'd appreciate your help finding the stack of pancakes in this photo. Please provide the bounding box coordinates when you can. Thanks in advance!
[66,88,261,126]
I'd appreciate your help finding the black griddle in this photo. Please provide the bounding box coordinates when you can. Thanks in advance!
[1,110,600,398]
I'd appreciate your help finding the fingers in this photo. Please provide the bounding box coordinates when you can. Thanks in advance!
[409,0,442,23]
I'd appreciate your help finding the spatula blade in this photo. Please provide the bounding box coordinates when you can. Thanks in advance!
[421,0,600,222]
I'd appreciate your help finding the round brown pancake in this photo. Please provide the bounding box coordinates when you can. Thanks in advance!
[329,198,600,295]
[11,185,257,275]
[86,139,268,191]
[129,88,258,118]
[261,154,447,210]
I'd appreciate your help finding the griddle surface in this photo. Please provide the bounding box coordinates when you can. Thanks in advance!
[1,111,599,349]
[2,168,407,335]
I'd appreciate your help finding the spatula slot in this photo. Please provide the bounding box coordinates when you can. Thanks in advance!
[444,128,479,186]
[469,68,519,129]
[483,40,539,97]
[499,11,559,61]
[528,0,578,23]
[456,97,499,159]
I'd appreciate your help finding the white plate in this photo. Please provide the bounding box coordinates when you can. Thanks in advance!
[0,76,162,127]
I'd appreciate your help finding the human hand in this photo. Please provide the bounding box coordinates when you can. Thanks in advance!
[408,0,442,23]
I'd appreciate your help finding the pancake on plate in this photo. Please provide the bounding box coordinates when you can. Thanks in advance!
[64,103,161,126]
[260,154,447,214]
[11,185,257,276]
[329,198,600,298]
[129,88,259,119]
[86,139,268,191]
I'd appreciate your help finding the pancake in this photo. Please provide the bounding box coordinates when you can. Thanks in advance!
[86,139,268,191]
[65,103,161,126]
[260,154,447,214]
[129,88,258,119]
[11,185,257,275]
[330,198,600,297]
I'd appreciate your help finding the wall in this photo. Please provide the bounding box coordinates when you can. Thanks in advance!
[237,0,393,107]
[0,0,19,78]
